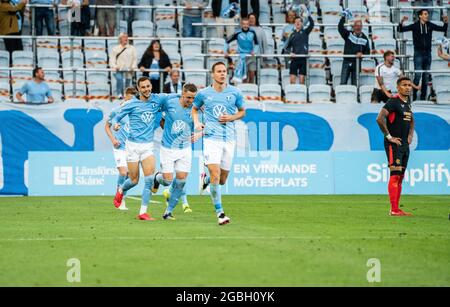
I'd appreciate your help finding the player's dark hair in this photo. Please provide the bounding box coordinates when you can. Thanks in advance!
[397,76,411,85]
[183,83,197,93]
[294,16,302,22]
[383,50,395,60]
[125,87,137,96]
[211,61,227,72]
[33,67,42,78]
[418,9,428,17]
[137,76,151,87]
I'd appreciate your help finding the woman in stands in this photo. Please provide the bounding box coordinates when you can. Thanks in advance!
[138,40,172,93]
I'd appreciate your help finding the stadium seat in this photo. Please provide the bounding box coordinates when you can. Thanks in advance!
[432,73,450,88]
[180,41,202,58]
[62,51,84,68]
[0,50,9,79]
[359,85,374,103]
[335,85,358,104]
[156,26,178,38]
[309,84,332,103]
[259,84,283,104]
[281,69,290,89]
[330,58,343,76]
[308,69,326,85]
[360,74,376,87]
[284,84,307,104]
[260,68,279,85]
[237,83,259,102]
[169,53,181,69]
[12,51,33,67]
[85,51,108,68]
[132,20,154,37]
[155,8,176,27]
[184,72,207,89]
[37,51,60,68]
[183,56,204,69]
[435,86,450,104]
[88,84,111,98]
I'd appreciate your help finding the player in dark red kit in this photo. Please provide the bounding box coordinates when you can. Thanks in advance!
[376,77,415,216]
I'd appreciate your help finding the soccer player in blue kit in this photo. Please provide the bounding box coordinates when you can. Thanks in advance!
[105,87,137,211]
[111,76,178,221]
[192,62,246,225]
[151,83,203,220]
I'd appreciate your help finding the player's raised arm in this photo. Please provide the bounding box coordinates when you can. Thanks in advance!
[376,107,402,146]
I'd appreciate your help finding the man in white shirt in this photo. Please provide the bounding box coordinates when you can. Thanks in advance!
[371,50,403,103]
[109,33,137,98]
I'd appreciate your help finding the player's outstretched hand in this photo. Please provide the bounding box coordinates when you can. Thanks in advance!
[389,137,402,146]
[112,138,120,148]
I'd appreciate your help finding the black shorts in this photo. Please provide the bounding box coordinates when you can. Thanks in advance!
[384,141,410,170]
[289,58,307,76]
[371,88,391,103]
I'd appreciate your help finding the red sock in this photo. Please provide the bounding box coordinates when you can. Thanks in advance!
[388,175,401,211]
[397,175,404,208]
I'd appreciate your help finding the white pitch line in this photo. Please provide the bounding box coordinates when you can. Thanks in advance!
[126,196,161,204]
[0,235,431,242]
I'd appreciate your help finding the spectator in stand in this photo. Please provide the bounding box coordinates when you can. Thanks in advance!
[281,10,297,68]
[211,0,240,39]
[338,10,371,86]
[0,0,26,62]
[95,0,115,36]
[62,0,91,36]
[240,0,259,19]
[16,67,54,104]
[8,0,25,36]
[398,10,449,100]
[163,70,184,94]
[30,0,55,36]
[248,13,268,67]
[182,0,208,38]
[138,40,172,93]
[371,51,403,103]
[225,17,259,83]
[285,14,314,85]
[109,33,137,98]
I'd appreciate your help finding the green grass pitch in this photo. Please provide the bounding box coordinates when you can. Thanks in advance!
[0,195,449,286]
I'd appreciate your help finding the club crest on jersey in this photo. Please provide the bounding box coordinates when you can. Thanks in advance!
[213,105,227,118]
[226,95,233,101]
[171,120,186,134]
[141,112,154,124]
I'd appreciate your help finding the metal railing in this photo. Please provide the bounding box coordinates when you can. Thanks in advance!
[0,66,209,100]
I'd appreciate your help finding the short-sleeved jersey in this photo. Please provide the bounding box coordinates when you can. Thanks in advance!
[19,81,52,104]
[382,96,413,142]
[193,85,244,142]
[107,103,130,150]
[111,94,177,143]
[161,96,194,150]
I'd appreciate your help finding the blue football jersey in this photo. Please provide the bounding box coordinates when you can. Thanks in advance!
[161,96,194,150]
[111,94,178,143]
[193,85,244,142]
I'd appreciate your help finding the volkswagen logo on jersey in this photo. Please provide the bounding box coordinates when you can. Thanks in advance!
[213,105,227,118]
[141,112,154,124]
[171,120,186,134]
